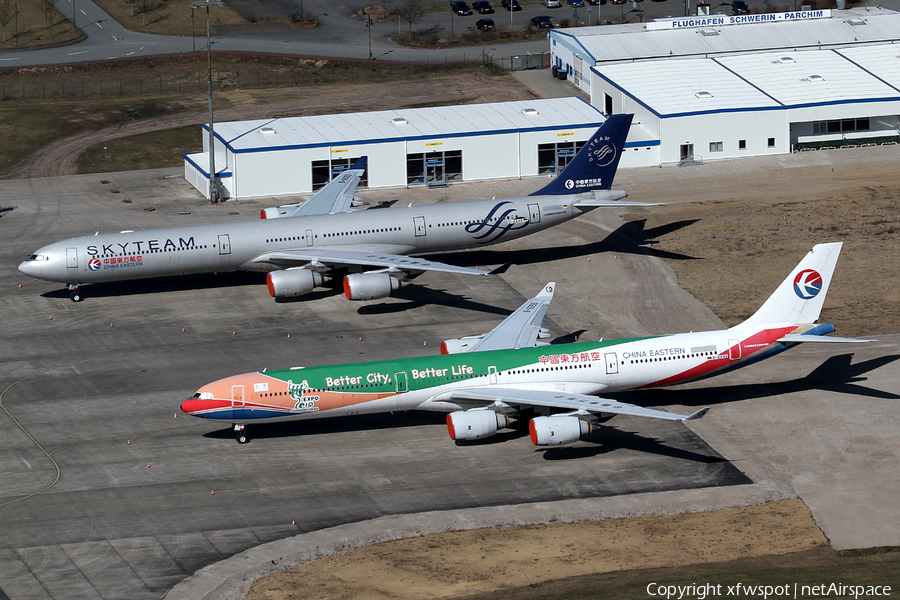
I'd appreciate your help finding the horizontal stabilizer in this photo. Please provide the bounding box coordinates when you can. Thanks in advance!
[777,334,876,343]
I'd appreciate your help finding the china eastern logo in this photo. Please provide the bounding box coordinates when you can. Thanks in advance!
[793,269,823,299]
[88,258,102,271]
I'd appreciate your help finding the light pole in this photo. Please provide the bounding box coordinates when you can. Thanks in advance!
[365,11,373,59]
[189,1,225,203]
[191,7,195,52]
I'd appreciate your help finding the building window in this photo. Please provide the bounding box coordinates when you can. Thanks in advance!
[813,118,871,135]
[709,141,723,152]
[406,150,462,187]
[311,157,367,191]
[538,140,587,174]
[604,94,613,115]
[768,137,775,147]
[738,140,747,150]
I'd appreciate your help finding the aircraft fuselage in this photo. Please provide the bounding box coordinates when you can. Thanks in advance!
[21,195,587,285]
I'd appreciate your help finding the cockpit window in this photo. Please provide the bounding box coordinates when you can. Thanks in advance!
[27,254,50,262]
[191,393,202,398]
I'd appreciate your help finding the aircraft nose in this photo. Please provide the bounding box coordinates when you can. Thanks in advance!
[181,396,231,418]
[18,259,40,278]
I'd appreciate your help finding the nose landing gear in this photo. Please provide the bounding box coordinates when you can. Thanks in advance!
[68,284,83,302]
[234,424,249,444]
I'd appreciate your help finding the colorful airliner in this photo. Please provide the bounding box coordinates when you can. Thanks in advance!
[19,114,653,303]
[182,242,870,445]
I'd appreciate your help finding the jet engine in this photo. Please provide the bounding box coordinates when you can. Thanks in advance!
[447,410,511,441]
[267,269,323,298]
[343,273,402,301]
[528,416,593,446]
[260,204,301,219]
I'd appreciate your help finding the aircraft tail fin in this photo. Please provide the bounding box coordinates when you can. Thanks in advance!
[739,242,843,328]
[529,114,633,197]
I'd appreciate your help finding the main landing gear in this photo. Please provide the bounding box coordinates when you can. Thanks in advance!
[234,424,249,444]
[68,284,83,302]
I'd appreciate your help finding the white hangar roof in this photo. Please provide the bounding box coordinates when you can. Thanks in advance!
[552,7,900,64]
[593,45,900,117]
[210,97,607,154]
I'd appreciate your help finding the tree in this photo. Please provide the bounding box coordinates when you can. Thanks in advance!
[0,0,14,42]
[395,0,427,39]
[42,0,57,30]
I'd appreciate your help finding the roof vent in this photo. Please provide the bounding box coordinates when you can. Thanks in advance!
[778,56,796,63]
[521,108,539,116]
[805,74,825,82]
[846,17,866,25]
[259,127,276,135]
[699,28,719,36]
[695,91,713,99]
[391,117,409,126]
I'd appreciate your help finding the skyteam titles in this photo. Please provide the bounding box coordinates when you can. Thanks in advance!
[86,236,196,256]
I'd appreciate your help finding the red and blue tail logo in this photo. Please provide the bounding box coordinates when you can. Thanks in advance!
[793,269,822,299]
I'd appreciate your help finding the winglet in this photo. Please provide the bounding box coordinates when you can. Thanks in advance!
[682,407,711,421]
[351,156,367,170]
[537,282,555,299]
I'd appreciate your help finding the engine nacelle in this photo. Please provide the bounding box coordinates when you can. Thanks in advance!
[447,410,510,441]
[343,273,402,301]
[440,335,485,355]
[528,416,593,446]
[267,269,323,298]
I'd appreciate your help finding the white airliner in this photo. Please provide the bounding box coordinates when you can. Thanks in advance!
[19,115,652,302]
[182,242,871,444]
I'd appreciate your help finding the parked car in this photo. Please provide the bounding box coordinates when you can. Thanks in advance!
[476,17,495,29]
[541,0,561,7]
[732,0,750,12]
[587,0,606,4]
[472,0,495,12]
[501,0,522,10]
[451,1,473,15]
[531,14,553,27]
[567,0,585,6]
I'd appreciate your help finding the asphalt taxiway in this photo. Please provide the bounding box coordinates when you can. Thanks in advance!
[0,169,746,600]
[1,161,898,600]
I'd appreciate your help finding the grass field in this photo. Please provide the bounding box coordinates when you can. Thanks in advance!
[0,0,82,50]
[74,124,199,173]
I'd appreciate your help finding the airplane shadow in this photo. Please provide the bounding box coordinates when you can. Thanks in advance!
[40,271,270,299]
[609,354,900,408]
[356,284,514,318]
[203,410,448,442]
[419,218,701,269]
[540,427,728,463]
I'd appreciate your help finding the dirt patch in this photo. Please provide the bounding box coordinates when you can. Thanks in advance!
[0,67,530,178]
[620,159,900,338]
[245,499,826,600]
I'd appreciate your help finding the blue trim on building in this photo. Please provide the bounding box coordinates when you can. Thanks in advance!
[210,122,612,155]
[183,153,233,179]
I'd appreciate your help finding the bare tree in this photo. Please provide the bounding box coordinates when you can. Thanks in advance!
[42,0,57,30]
[395,0,428,39]
[0,0,15,42]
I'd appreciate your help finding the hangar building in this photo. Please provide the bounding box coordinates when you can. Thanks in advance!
[549,8,900,164]
[184,97,659,200]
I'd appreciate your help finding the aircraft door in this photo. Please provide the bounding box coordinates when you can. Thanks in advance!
[604,352,619,375]
[394,372,408,393]
[728,339,741,360]
[413,216,426,237]
[489,366,498,385]
[66,247,78,268]
[305,229,313,247]
[218,234,232,255]
[527,203,541,224]
[231,385,245,419]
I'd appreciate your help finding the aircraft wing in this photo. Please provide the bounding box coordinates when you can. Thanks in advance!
[447,387,709,422]
[464,283,555,353]
[253,248,498,276]
[289,157,367,217]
